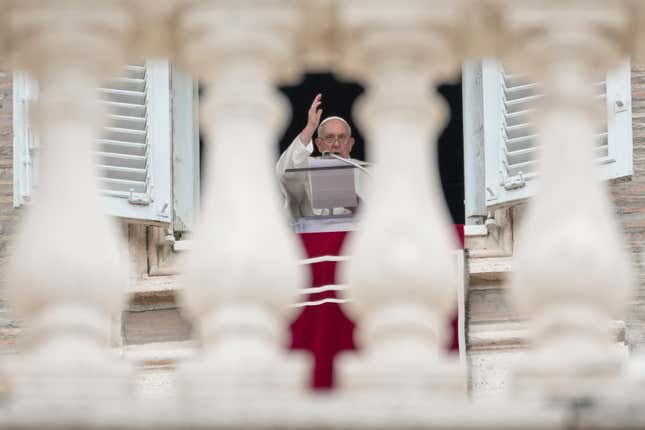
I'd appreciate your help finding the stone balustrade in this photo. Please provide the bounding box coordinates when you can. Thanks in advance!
[0,0,644,428]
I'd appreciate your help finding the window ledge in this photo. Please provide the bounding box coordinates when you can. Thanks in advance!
[465,224,488,237]
[468,256,513,281]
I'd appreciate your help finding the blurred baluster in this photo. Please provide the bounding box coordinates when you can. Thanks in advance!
[4,0,135,402]
[175,0,309,400]
[506,1,634,397]
[336,0,467,396]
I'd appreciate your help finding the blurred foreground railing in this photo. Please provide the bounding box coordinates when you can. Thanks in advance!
[1,0,645,428]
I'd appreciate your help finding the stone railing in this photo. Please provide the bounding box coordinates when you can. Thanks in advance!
[1,0,645,428]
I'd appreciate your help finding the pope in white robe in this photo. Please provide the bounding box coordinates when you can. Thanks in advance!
[276,94,367,218]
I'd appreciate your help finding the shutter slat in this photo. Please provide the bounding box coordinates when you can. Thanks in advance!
[505,146,538,165]
[504,83,538,101]
[505,123,532,140]
[505,134,538,152]
[104,127,146,144]
[503,73,531,88]
[596,144,609,159]
[507,159,538,177]
[597,132,608,147]
[504,135,609,168]
[108,114,146,131]
[105,77,146,93]
[98,165,147,182]
[101,101,146,118]
[123,65,146,80]
[97,139,147,157]
[504,94,542,114]
[98,88,145,105]
[505,110,532,127]
[96,152,147,170]
[101,177,147,193]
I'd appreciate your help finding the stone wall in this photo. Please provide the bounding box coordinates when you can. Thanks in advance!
[0,70,20,354]
[0,70,14,268]
[611,65,645,350]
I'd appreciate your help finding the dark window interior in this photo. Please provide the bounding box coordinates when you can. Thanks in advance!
[436,81,465,224]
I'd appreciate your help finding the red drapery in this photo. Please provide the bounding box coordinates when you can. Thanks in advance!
[289,225,464,390]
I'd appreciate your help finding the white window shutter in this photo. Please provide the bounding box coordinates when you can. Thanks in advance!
[98,60,172,224]
[482,60,633,208]
[171,66,200,233]
[604,61,633,181]
[12,72,39,208]
[15,62,174,225]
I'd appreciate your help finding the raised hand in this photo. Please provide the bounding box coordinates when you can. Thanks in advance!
[299,93,322,145]
[307,93,323,130]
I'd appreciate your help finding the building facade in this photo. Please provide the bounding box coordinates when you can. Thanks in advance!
[1,19,645,400]
[2,1,645,428]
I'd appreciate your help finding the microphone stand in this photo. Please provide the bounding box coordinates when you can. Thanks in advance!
[321,151,372,177]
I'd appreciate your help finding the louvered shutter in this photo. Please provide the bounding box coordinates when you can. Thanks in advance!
[13,61,174,226]
[482,60,633,208]
[98,60,172,224]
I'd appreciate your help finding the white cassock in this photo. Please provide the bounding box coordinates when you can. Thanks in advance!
[276,136,368,219]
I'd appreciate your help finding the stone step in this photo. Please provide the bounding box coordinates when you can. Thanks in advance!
[122,307,193,345]
[122,340,198,399]
[124,275,193,345]
[1,276,193,354]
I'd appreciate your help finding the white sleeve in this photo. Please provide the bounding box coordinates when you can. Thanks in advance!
[276,136,313,174]
[276,136,314,216]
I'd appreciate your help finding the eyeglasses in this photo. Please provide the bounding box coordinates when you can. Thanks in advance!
[322,135,349,145]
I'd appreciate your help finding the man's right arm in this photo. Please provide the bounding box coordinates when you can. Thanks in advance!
[275,135,313,218]
[276,92,322,174]
[275,94,323,217]
[276,135,313,176]
[297,122,317,147]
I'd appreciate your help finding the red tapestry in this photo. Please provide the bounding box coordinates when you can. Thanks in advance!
[289,225,464,390]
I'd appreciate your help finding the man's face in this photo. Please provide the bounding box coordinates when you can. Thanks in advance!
[315,119,355,158]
